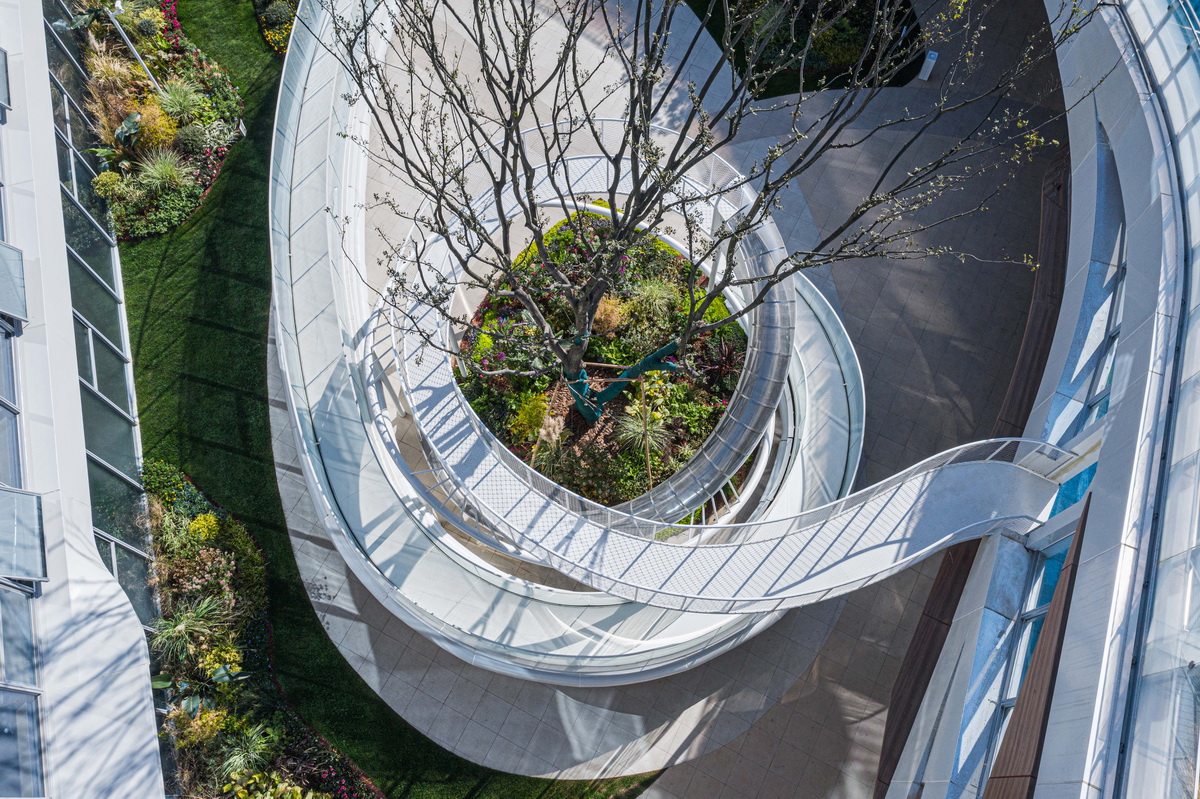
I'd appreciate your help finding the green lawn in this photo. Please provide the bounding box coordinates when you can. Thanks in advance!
[118,1,657,795]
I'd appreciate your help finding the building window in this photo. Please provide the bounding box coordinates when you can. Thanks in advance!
[0,48,11,111]
[0,320,18,489]
[981,538,1070,784]
[0,687,43,796]
[1079,264,1125,430]
[0,586,41,797]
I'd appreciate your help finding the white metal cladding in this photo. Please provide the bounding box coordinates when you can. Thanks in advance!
[396,293,1073,613]
[392,126,796,526]
[270,0,797,684]
[274,0,1078,691]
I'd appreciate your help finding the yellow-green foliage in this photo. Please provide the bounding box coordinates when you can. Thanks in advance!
[91,170,126,199]
[136,8,166,29]
[703,294,731,323]
[199,643,242,677]
[133,98,178,148]
[167,705,227,747]
[223,771,330,799]
[472,332,494,363]
[189,513,220,541]
[508,392,548,442]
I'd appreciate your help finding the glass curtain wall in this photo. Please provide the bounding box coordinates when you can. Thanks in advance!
[40,0,155,624]
[0,89,45,799]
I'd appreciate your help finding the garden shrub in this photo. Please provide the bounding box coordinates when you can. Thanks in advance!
[132,98,179,147]
[224,769,329,799]
[813,18,864,70]
[157,79,205,123]
[702,294,731,323]
[135,16,160,38]
[593,296,624,337]
[174,123,207,154]
[141,461,375,797]
[507,392,548,442]
[457,212,750,506]
[91,170,125,199]
[216,518,269,618]
[72,7,243,237]
[189,513,220,541]
[168,704,229,747]
[262,1,293,28]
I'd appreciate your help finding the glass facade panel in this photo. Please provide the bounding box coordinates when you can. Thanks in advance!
[48,79,67,137]
[0,489,44,581]
[0,689,42,797]
[0,48,9,110]
[55,133,73,194]
[67,254,121,344]
[88,459,148,551]
[61,194,114,286]
[114,544,155,624]
[94,534,113,571]
[0,408,16,488]
[71,152,104,222]
[74,318,92,383]
[0,244,26,322]
[1034,549,1067,608]
[79,387,138,479]
[92,335,130,413]
[0,326,13,405]
[43,32,85,100]
[0,590,35,686]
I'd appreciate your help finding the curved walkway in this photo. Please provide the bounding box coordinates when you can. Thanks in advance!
[271,0,1081,685]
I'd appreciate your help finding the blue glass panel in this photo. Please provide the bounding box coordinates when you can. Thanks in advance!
[0,244,26,322]
[1050,463,1096,517]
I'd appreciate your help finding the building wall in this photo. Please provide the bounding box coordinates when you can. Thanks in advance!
[0,0,164,794]
[886,1,1189,795]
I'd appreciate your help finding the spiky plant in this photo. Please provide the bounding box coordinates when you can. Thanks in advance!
[218,722,281,779]
[137,148,189,193]
[614,378,672,487]
[156,80,203,123]
[150,596,231,663]
[625,279,679,323]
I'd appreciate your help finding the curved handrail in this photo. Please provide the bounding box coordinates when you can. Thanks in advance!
[389,121,796,527]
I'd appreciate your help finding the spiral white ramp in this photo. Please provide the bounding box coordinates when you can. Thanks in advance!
[270,0,1080,686]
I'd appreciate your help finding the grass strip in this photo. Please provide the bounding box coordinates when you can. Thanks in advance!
[119,0,657,795]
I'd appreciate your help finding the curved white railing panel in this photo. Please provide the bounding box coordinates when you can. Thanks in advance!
[270,0,789,685]
[398,290,1073,611]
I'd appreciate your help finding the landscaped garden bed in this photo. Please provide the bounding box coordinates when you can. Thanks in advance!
[141,460,379,799]
[455,212,748,507]
[67,1,244,238]
[252,0,296,53]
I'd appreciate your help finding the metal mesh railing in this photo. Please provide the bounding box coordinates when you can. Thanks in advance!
[392,123,796,528]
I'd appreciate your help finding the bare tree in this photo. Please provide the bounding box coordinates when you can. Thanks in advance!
[320,0,1091,422]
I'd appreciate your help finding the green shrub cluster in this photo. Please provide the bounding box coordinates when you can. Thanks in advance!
[455,213,748,507]
[70,3,243,238]
[141,461,372,798]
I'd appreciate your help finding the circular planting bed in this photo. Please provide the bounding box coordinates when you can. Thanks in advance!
[455,213,749,507]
